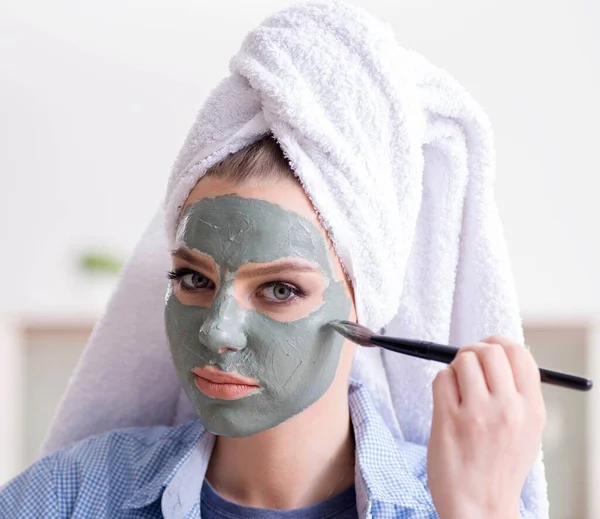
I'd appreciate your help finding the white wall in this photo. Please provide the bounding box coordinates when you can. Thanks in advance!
[1,0,598,319]
[0,319,23,484]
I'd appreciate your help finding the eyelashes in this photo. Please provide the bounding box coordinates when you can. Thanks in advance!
[259,281,307,302]
[168,268,215,291]
[167,267,190,281]
[167,268,308,305]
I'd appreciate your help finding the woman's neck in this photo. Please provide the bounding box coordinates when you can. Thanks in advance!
[205,383,355,510]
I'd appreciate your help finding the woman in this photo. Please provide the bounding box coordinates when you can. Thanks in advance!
[1,2,547,518]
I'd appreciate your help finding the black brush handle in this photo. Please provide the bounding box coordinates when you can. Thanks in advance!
[371,335,457,363]
[371,335,593,392]
[539,368,593,391]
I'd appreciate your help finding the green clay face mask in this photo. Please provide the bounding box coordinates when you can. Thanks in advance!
[165,195,351,437]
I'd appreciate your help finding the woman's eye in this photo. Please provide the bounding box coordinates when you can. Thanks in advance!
[261,283,296,302]
[181,273,215,290]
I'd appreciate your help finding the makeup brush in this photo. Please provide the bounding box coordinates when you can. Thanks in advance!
[329,320,593,392]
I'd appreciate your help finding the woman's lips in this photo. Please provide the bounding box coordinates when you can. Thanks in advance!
[191,366,261,400]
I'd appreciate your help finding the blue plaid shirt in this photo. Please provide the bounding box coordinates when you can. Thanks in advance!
[0,382,531,518]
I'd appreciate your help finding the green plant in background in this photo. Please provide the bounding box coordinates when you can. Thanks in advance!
[78,249,123,276]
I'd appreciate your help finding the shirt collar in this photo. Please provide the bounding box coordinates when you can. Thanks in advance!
[123,381,434,517]
[348,379,435,517]
[121,421,209,511]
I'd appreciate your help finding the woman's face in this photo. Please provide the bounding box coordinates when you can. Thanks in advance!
[165,175,355,437]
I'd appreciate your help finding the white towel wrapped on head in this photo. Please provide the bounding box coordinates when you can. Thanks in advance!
[43,1,548,516]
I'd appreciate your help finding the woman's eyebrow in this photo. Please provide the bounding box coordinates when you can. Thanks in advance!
[171,247,216,272]
[236,261,320,279]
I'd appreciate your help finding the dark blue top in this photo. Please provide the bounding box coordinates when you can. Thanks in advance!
[201,480,358,519]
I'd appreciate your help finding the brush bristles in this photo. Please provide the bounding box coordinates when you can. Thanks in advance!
[328,320,374,346]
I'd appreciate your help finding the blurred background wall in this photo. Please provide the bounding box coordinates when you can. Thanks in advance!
[0,1,598,517]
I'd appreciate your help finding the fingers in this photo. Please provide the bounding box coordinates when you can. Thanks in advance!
[458,343,515,396]
[450,350,488,405]
[482,335,541,397]
[438,334,543,412]
[432,367,460,410]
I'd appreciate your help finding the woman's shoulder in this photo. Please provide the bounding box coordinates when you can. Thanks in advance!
[59,418,203,458]
[0,420,204,518]
[44,418,204,475]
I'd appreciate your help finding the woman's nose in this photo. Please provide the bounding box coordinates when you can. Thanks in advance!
[198,296,247,354]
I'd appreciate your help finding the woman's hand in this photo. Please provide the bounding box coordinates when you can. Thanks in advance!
[427,335,546,519]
